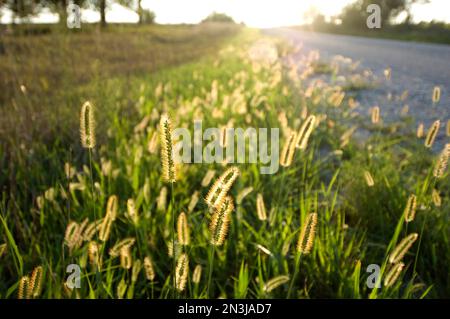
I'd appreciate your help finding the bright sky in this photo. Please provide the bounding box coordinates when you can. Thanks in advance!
[1,0,449,27]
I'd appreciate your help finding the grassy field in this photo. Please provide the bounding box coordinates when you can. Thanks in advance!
[0,24,449,299]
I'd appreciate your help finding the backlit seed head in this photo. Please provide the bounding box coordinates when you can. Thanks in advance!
[432,189,442,207]
[447,120,450,137]
[147,131,159,154]
[389,233,419,264]
[188,191,199,213]
[201,169,216,187]
[80,101,96,149]
[417,123,424,138]
[27,265,43,299]
[144,256,156,281]
[432,86,441,104]
[404,194,417,223]
[175,253,189,292]
[280,133,297,167]
[384,262,405,287]
[18,276,29,299]
[192,265,202,284]
[371,106,380,124]
[256,193,267,221]
[295,115,316,150]
[263,275,290,292]
[106,195,118,220]
[425,120,440,148]
[296,213,318,254]
[433,143,450,178]
[177,212,190,246]
[209,196,234,246]
[127,198,139,225]
[120,246,133,270]
[205,167,239,210]
[109,237,136,257]
[237,187,253,205]
[157,186,168,212]
[88,241,101,268]
[83,219,102,242]
[364,170,375,187]
[160,114,177,183]
[99,214,113,242]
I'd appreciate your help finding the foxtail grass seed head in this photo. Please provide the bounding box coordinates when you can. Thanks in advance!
[160,114,177,183]
[18,276,29,299]
[425,120,440,148]
[237,186,253,205]
[132,259,142,282]
[296,213,318,255]
[88,241,101,268]
[209,196,234,246]
[201,169,216,187]
[432,189,442,207]
[384,262,405,287]
[109,237,136,257]
[417,123,424,138]
[384,68,391,81]
[144,256,156,281]
[432,86,441,104]
[99,214,113,242]
[188,191,199,213]
[257,244,272,256]
[175,253,189,292]
[157,186,168,212]
[263,275,290,292]
[192,265,202,284]
[280,133,297,167]
[126,198,139,225]
[64,221,81,252]
[205,167,239,210]
[404,194,417,223]
[447,120,450,137]
[371,106,380,124]
[106,195,118,220]
[83,219,101,242]
[256,193,267,221]
[364,170,375,187]
[295,115,316,150]
[120,246,133,270]
[177,212,190,246]
[433,143,450,178]
[389,233,419,264]
[80,101,96,149]
[27,266,43,299]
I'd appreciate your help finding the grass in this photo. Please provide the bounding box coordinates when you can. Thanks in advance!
[0,24,449,299]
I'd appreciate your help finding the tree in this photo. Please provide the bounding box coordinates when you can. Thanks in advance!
[201,12,235,24]
[117,0,154,24]
[3,0,39,24]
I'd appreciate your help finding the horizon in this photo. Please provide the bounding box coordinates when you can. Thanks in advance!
[1,0,450,28]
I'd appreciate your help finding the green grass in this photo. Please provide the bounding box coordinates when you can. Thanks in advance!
[0,26,449,299]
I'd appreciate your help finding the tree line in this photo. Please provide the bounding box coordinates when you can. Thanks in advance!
[0,0,155,26]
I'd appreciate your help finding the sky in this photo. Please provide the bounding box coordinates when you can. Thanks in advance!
[1,0,450,27]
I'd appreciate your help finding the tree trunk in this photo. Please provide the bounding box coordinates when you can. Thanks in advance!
[100,0,106,27]
[59,0,68,28]
[138,0,142,24]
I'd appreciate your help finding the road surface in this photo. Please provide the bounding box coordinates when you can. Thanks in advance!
[266,28,449,146]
